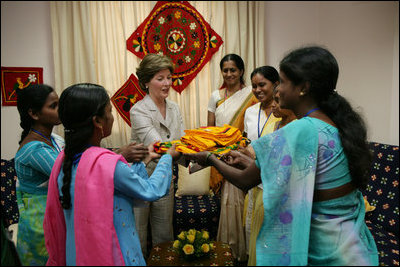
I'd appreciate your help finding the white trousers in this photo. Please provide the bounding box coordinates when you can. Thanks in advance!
[133,182,174,257]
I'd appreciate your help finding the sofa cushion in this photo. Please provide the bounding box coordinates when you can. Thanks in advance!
[1,158,19,227]
[362,142,399,236]
[175,164,211,196]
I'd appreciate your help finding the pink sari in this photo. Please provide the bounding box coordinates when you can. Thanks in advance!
[44,147,126,266]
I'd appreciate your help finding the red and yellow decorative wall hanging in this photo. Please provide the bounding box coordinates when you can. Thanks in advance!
[127,1,223,94]
[111,74,146,127]
[1,67,43,106]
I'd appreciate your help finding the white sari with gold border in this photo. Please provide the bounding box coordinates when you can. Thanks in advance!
[208,85,256,262]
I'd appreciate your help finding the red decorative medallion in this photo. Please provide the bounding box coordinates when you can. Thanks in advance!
[127,1,223,94]
[1,67,43,106]
[111,74,146,126]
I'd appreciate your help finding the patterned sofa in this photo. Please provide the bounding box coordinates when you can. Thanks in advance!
[361,142,399,266]
[1,158,19,228]
[1,141,398,265]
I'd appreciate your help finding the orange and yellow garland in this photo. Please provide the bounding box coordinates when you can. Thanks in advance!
[154,124,249,157]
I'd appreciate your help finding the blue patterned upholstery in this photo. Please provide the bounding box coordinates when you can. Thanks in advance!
[172,165,221,240]
[361,142,399,266]
[1,158,19,227]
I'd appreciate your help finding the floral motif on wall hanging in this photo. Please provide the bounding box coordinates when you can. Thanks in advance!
[1,67,43,106]
[127,1,223,94]
[111,74,146,127]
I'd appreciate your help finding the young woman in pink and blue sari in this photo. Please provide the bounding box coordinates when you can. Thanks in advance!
[184,46,378,266]
[44,83,181,266]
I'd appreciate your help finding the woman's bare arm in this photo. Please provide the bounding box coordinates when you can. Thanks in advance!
[183,151,261,191]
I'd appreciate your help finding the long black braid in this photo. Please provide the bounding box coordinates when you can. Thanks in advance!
[58,83,109,209]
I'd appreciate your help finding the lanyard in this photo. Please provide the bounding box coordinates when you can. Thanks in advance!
[31,128,61,152]
[275,121,282,130]
[72,145,94,165]
[304,107,320,117]
[258,106,272,138]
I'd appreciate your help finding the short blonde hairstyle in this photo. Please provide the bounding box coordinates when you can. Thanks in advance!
[136,53,174,93]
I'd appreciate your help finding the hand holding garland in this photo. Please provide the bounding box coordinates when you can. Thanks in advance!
[183,147,261,192]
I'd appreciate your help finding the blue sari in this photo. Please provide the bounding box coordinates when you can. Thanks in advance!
[251,117,378,266]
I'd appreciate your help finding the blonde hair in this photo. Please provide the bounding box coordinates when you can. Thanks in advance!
[136,53,174,92]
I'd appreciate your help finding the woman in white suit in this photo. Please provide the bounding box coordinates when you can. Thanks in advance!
[130,53,185,257]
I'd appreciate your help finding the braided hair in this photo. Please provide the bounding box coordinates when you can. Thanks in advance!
[58,83,109,209]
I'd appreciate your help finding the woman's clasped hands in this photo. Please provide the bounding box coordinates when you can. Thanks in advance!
[118,141,182,164]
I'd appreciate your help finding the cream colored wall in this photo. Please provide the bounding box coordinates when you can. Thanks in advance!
[1,1,399,160]
[1,1,56,160]
[264,1,399,145]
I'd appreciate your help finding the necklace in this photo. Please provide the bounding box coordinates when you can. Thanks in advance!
[31,128,61,152]
[304,107,320,117]
[258,106,272,138]
[224,88,233,100]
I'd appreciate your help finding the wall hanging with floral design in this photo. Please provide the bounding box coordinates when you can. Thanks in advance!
[111,74,146,127]
[1,67,43,106]
[127,1,223,94]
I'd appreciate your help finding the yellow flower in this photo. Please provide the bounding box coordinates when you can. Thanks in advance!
[187,234,195,243]
[183,244,194,255]
[173,240,180,249]
[188,229,197,236]
[174,229,215,258]
[202,230,209,240]
[178,231,185,240]
[201,243,210,253]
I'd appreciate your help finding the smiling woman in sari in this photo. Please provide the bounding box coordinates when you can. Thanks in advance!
[207,54,257,262]
[186,46,378,266]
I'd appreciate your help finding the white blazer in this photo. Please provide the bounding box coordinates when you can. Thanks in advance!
[130,94,185,146]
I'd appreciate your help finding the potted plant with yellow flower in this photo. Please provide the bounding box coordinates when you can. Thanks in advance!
[173,229,215,260]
